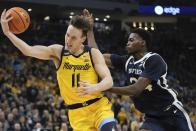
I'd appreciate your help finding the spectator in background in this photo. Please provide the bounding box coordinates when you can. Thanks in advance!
[4,113,15,130]
[14,123,21,131]
[60,123,68,131]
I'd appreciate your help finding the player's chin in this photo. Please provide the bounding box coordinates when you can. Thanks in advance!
[126,46,134,54]
[67,46,73,52]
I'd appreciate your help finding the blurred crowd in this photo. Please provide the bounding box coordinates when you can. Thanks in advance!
[96,0,196,5]
[0,18,196,131]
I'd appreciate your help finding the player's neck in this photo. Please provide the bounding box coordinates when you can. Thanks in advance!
[72,45,84,56]
[133,51,148,60]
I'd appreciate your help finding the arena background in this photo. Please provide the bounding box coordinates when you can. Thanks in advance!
[0,0,196,130]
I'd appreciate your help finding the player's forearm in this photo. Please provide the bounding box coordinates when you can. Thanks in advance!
[6,32,32,55]
[107,85,141,96]
[87,30,98,49]
[95,76,113,92]
[108,77,151,96]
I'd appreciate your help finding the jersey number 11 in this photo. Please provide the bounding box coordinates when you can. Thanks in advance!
[72,73,80,87]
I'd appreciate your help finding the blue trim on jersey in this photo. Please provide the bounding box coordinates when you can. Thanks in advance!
[98,117,116,130]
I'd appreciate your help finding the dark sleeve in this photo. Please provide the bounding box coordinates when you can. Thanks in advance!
[141,54,167,81]
[110,54,127,70]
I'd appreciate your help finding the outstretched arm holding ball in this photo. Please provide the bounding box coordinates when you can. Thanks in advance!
[0,9,62,68]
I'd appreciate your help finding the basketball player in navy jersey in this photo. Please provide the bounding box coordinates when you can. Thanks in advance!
[79,9,194,131]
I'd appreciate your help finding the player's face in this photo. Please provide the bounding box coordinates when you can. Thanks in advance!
[65,25,86,54]
[126,33,144,54]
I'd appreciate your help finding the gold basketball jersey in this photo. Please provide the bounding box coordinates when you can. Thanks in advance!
[56,46,103,105]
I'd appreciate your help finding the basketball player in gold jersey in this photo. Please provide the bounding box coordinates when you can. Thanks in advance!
[1,10,118,131]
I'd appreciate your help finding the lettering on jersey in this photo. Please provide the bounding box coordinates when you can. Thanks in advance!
[83,55,90,62]
[128,68,142,75]
[63,62,91,71]
[145,84,152,91]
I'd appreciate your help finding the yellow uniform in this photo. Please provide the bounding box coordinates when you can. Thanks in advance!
[57,46,114,131]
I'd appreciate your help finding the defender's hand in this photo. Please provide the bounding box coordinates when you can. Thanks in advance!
[1,9,13,36]
[77,81,98,96]
[83,9,94,30]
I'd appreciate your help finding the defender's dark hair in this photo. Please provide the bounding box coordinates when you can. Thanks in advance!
[131,28,152,49]
[70,15,90,37]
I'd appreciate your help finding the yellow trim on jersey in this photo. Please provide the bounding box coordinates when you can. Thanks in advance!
[56,47,103,105]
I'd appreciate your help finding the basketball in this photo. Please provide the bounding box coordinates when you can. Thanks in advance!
[7,7,30,34]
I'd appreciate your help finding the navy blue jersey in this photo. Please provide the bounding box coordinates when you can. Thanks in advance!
[111,52,182,116]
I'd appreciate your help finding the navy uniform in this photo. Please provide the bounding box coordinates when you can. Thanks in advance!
[111,52,193,131]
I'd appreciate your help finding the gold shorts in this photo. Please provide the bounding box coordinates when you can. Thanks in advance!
[68,97,115,131]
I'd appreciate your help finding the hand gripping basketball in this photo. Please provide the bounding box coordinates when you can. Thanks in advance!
[6,7,30,34]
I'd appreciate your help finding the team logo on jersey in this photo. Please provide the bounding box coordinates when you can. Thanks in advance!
[63,62,91,71]
[128,68,142,75]
[83,55,90,62]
